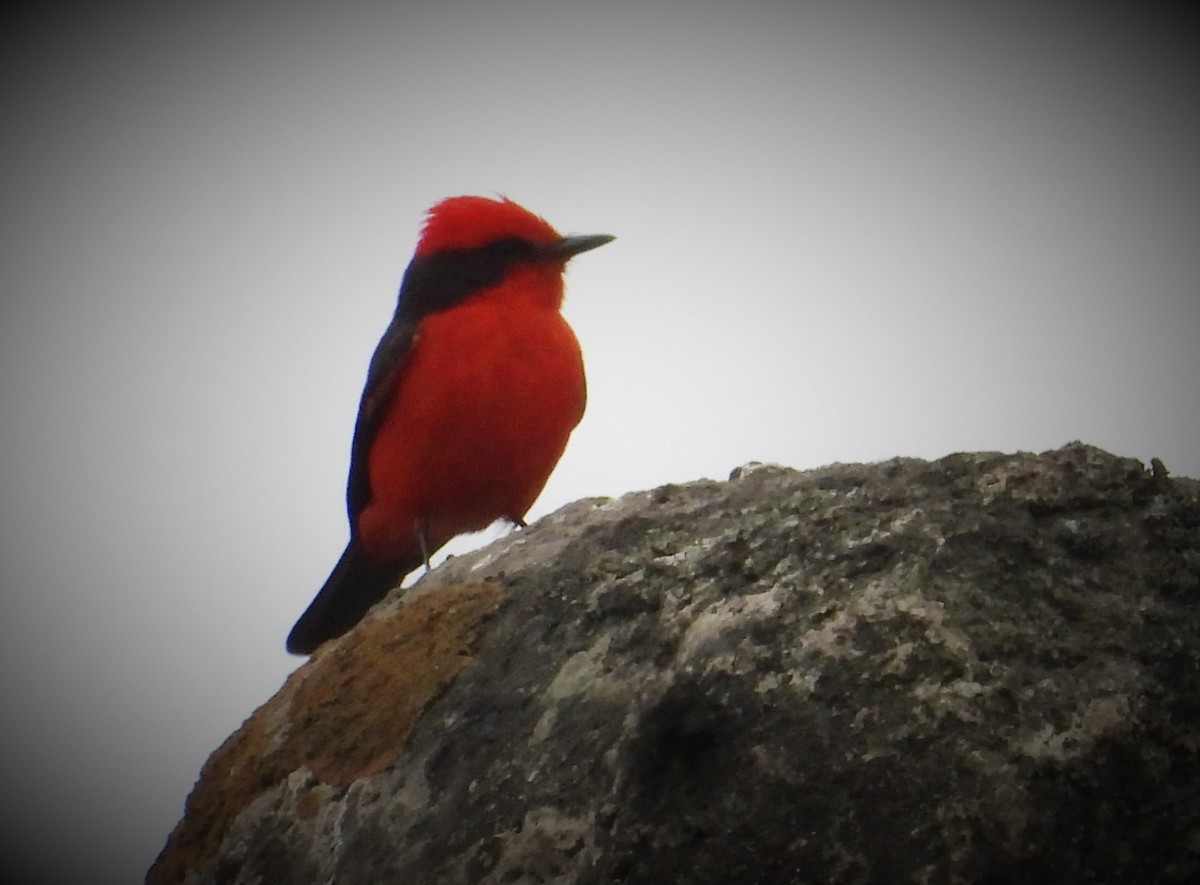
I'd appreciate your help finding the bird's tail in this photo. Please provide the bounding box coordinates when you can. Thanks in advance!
[286,543,420,655]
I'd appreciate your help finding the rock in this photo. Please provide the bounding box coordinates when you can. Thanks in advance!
[149,443,1200,884]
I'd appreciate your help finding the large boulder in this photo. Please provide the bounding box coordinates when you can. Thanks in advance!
[150,443,1200,884]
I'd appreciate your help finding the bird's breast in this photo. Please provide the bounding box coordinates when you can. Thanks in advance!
[358,294,585,558]
[412,296,585,441]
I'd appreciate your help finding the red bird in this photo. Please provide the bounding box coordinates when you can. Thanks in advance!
[287,196,613,654]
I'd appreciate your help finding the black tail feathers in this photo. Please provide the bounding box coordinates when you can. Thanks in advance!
[286,544,418,655]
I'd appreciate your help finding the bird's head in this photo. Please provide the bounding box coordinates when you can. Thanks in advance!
[415,196,614,263]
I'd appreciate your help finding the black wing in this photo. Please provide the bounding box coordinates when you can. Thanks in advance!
[344,310,417,524]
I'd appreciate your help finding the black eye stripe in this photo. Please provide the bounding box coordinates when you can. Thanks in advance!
[396,237,540,323]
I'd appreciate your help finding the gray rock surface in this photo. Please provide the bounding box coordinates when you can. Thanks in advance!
[150,443,1200,884]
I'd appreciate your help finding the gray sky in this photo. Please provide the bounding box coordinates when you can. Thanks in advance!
[3,2,1197,881]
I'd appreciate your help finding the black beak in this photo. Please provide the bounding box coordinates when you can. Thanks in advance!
[551,233,616,260]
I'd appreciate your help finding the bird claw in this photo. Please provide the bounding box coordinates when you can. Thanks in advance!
[415,517,432,570]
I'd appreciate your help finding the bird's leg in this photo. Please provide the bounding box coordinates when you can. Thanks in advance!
[415,517,432,570]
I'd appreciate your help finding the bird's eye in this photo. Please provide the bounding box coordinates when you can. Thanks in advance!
[489,237,538,263]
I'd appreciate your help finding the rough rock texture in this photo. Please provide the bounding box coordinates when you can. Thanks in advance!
[150,443,1200,884]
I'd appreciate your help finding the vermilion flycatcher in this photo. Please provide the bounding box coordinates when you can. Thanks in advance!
[286,196,612,654]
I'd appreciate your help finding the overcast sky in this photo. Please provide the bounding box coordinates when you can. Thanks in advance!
[3,2,1197,881]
